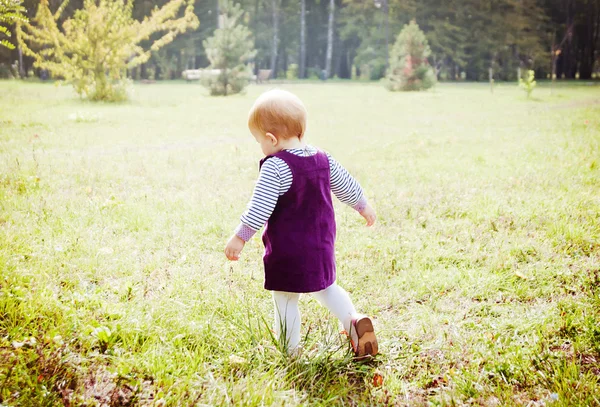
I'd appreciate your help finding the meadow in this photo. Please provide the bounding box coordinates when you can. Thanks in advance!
[0,80,599,406]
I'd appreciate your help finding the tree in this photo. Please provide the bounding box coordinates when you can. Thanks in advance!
[269,0,279,78]
[386,20,436,91]
[0,0,27,50]
[202,0,256,96]
[324,0,334,79]
[412,0,468,79]
[298,0,306,78]
[17,0,198,101]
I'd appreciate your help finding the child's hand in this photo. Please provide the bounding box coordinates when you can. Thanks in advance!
[360,204,376,227]
[225,235,246,261]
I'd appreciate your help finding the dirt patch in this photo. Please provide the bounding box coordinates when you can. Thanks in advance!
[579,353,600,376]
[80,366,154,406]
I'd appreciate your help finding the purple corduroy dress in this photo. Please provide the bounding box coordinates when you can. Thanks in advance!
[260,150,336,293]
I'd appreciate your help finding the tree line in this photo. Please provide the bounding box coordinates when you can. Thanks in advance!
[1,0,599,81]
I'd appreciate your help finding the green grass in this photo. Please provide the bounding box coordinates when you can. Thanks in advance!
[1,80,599,406]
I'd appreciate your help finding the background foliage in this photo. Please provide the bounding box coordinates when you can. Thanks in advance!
[1,0,598,81]
[0,0,26,50]
[16,0,198,101]
[202,0,256,96]
[386,20,436,91]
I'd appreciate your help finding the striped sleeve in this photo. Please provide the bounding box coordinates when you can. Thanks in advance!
[235,148,367,242]
[237,158,282,241]
[326,152,366,210]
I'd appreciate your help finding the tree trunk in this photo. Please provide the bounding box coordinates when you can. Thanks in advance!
[299,0,306,79]
[324,0,334,79]
[346,50,353,79]
[270,0,279,79]
[562,0,573,79]
[384,0,389,69]
[551,44,557,95]
[253,0,260,75]
[281,40,288,75]
[579,0,599,79]
[94,66,108,100]
[18,47,25,78]
[16,21,25,78]
[334,42,343,78]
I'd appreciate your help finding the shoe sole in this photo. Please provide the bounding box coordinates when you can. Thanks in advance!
[352,316,378,357]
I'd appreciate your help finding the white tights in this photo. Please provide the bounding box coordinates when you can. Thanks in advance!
[272,283,359,352]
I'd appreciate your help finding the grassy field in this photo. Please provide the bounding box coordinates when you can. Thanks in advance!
[0,80,599,406]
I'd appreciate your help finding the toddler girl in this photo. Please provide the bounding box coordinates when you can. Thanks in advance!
[225,89,378,358]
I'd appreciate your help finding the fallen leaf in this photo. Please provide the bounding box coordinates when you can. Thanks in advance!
[373,372,383,387]
[515,271,528,280]
[229,354,247,367]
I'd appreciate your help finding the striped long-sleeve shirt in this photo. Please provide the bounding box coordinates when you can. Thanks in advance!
[235,145,367,241]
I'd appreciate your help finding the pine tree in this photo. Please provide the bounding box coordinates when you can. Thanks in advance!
[203,0,256,96]
[386,20,436,91]
[0,0,27,50]
[17,0,199,101]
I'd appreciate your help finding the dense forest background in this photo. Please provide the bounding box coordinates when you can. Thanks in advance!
[1,0,599,81]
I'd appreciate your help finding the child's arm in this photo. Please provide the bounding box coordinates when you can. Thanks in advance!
[327,152,376,226]
[225,158,282,260]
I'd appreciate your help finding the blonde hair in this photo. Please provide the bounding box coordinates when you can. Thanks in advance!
[248,89,307,140]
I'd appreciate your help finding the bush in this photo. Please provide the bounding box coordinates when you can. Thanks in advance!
[153,49,179,80]
[519,69,537,98]
[0,63,12,78]
[354,46,387,80]
[307,67,320,80]
[202,67,253,96]
[286,63,298,80]
[386,20,436,91]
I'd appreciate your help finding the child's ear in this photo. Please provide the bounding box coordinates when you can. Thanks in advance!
[266,132,278,146]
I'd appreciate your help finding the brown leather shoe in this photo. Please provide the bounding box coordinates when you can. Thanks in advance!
[350,315,378,358]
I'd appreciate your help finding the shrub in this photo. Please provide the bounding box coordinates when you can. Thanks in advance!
[519,69,537,99]
[354,46,386,80]
[286,63,299,80]
[0,62,11,78]
[307,67,320,80]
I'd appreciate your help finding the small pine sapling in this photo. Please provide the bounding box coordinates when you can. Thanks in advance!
[202,0,256,96]
[519,70,537,99]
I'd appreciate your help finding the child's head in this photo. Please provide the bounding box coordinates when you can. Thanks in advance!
[248,89,307,155]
